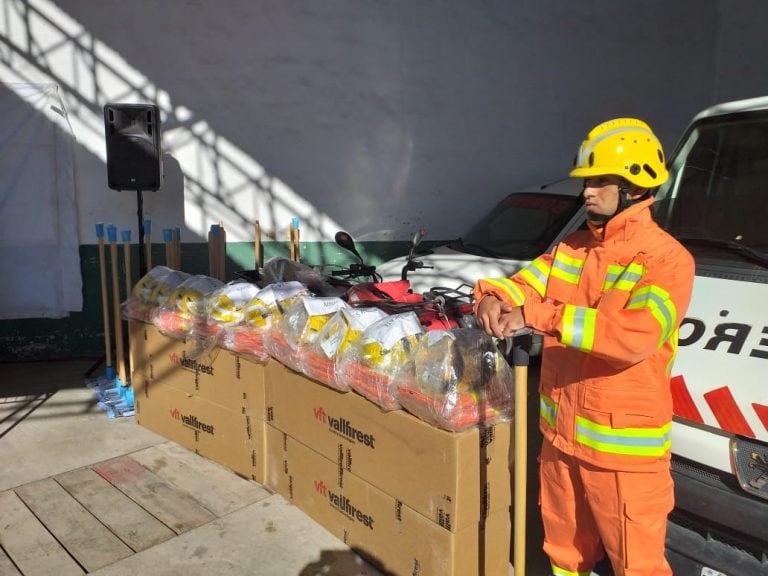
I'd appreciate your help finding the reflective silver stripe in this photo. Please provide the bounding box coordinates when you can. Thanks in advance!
[540,395,557,427]
[627,285,676,344]
[577,125,655,166]
[551,252,583,284]
[575,416,672,457]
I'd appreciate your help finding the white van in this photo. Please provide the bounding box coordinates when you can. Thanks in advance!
[652,97,768,576]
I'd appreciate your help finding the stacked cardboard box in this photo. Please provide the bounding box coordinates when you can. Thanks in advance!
[128,320,268,482]
[129,321,514,575]
[265,362,512,576]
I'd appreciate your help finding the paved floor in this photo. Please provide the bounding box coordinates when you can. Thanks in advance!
[0,360,387,576]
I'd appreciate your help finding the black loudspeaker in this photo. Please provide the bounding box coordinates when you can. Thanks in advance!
[104,103,162,191]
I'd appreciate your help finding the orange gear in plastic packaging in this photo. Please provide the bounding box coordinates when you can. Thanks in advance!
[570,118,669,189]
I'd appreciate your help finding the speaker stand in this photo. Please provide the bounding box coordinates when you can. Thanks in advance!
[136,190,147,278]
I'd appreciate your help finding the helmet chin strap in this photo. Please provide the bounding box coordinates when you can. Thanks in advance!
[613,179,650,218]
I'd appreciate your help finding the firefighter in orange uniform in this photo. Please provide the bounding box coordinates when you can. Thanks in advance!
[475,118,695,576]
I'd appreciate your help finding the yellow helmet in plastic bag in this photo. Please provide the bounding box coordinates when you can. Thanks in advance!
[570,118,668,189]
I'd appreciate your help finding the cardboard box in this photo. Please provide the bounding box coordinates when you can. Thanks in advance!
[149,339,223,396]
[128,319,173,379]
[129,321,268,415]
[133,373,267,482]
[237,355,268,418]
[192,395,263,479]
[128,320,196,394]
[133,374,197,452]
[265,362,512,531]
[266,425,511,576]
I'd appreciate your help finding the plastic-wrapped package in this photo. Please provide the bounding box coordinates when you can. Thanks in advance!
[300,306,389,390]
[122,266,190,322]
[395,328,514,432]
[188,280,263,351]
[261,256,345,297]
[151,275,224,340]
[265,296,348,371]
[336,311,424,411]
[222,281,310,363]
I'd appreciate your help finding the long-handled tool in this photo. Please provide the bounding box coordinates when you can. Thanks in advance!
[144,218,152,270]
[512,328,533,576]
[121,229,134,378]
[254,220,262,270]
[95,223,115,381]
[108,225,127,387]
[209,224,225,280]
[218,222,226,280]
[163,228,174,268]
[208,224,217,278]
[288,220,296,261]
[95,225,135,419]
[121,229,132,297]
[291,217,300,262]
[173,227,182,270]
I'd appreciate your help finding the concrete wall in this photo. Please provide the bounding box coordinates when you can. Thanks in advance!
[3,0,768,358]
[8,0,767,251]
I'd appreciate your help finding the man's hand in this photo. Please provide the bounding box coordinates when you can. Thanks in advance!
[476,295,526,339]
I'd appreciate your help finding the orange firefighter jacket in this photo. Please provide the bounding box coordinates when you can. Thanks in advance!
[475,198,695,471]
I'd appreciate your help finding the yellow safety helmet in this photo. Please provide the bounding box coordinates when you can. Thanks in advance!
[570,118,668,189]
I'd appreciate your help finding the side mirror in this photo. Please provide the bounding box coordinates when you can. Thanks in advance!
[408,228,427,259]
[335,231,363,263]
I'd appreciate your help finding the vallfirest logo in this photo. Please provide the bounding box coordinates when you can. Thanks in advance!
[168,352,214,375]
[314,480,374,530]
[170,407,215,435]
[313,406,376,448]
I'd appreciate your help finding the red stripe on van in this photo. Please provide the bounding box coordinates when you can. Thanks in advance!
[670,375,704,423]
[704,387,755,437]
[752,403,768,433]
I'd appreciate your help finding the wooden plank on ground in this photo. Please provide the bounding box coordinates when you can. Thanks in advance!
[0,490,84,576]
[92,456,216,534]
[0,546,22,576]
[14,478,133,572]
[55,467,175,552]
[131,442,270,517]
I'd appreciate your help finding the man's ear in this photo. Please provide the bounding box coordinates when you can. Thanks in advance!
[627,186,649,200]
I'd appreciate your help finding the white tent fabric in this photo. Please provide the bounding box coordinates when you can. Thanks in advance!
[0,83,81,319]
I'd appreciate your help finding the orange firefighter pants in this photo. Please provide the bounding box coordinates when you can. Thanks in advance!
[539,439,674,576]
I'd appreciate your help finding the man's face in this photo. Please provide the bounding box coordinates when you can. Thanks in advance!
[583,175,622,223]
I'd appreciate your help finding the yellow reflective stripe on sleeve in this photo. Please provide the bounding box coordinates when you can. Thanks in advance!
[516,256,550,297]
[626,285,677,347]
[550,251,584,285]
[560,304,597,352]
[552,563,593,576]
[484,277,526,306]
[666,328,679,376]
[540,394,557,428]
[603,262,645,291]
[603,264,624,290]
[575,416,672,457]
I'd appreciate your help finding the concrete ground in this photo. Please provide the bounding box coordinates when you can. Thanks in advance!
[0,359,387,576]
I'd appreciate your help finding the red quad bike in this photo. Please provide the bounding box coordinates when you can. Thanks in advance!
[329,230,475,330]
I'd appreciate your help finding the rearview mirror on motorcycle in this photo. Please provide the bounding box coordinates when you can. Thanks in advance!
[335,231,364,264]
[402,228,432,280]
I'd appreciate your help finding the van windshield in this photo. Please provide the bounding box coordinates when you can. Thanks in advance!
[449,192,582,260]
[654,113,768,270]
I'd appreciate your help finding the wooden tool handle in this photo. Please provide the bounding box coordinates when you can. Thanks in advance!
[254,220,262,269]
[96,225,112,369]
[108,226,126,385]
